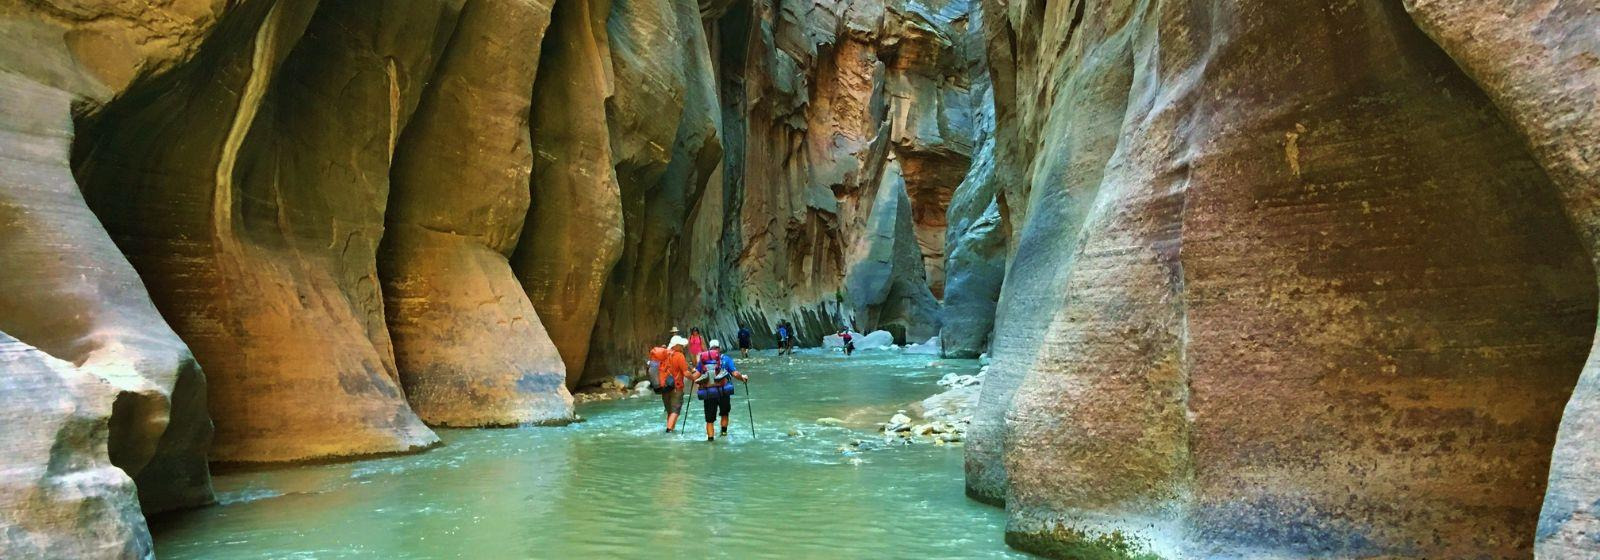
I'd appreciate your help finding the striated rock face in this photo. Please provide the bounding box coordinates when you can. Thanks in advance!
[972,1,1598,558]
[843,158,940,342]
[696,0,987,347]
[514,0,624,386]
[1393,2,1600,556]
[0,0,222,517]
[581,0,724,385]
[0,335,151,558]
[939,74,1005,359]
[381,0,574,426]
[74,1,448,463]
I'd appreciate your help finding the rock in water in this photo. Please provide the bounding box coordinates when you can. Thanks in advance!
[978,1,1596,558]
[74,2,447,462]
[382,0,574,427]
[514,0,625,388]
[904,336,942,355]
[0,335,151,558]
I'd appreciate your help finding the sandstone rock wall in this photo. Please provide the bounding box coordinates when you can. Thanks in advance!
[0,0,225,528]
[74,0,448,464]
[971,1,1599,558]
[690,0,988,349]
[1396,2,1600,556]
[580,0,724,385]
[0,335,152,558]
[514,0,625,387]
[382,0,575,426]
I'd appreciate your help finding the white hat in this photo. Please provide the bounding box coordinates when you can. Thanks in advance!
[670,326,680,333]
[710,339,722,348]
[669,336,689,348]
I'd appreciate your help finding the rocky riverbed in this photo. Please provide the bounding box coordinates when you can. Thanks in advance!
[840,365,986,453]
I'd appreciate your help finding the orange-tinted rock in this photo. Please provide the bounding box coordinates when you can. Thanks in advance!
[74,1,453,463]
[514,0,624,387]
[582,0,723,385]
[382,0,574,426]
[976,1,1595,558]
[1396,2,1600,556]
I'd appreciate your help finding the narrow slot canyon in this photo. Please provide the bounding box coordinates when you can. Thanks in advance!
[2,0,1599,559]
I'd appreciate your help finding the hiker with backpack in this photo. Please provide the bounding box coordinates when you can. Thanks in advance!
[651,336,693,433]
[694,340,748,441]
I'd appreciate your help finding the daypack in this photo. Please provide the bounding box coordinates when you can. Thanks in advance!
[695,359,735,400]
[648,360,673,393]
[647,347,674,393]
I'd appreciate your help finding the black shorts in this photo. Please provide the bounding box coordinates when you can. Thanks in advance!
[739,339,751,349]
[704,394,732,423]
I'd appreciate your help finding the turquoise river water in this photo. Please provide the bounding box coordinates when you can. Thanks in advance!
[151,350,1027,559]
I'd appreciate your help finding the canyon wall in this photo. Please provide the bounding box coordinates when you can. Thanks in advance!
[683,0,986,351]
[3,0,972,552]
[969,1,1600,558]
[10,0,1599,558]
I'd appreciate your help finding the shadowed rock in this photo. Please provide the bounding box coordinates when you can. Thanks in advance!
[1397,1,1600,556]
[74,0,454,463]
[581,0,724,386]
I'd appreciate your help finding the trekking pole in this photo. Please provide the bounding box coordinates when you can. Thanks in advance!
[742,378,755,439]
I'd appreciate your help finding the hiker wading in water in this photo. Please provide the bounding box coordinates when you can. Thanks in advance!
[652,336,692,432]
[695,340,748,441]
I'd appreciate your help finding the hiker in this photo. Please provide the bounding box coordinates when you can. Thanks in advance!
[776,323,791,355]
[737,325,753,358]
[838,328,855,357]
[694,340,748,441]
[687,327,706,358]
[655,336,692,433]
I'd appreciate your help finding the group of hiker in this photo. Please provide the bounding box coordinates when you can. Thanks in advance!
[645,322,807,441]
[647,326,750,441]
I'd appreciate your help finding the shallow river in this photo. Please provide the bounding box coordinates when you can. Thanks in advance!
[152,350,1026,559]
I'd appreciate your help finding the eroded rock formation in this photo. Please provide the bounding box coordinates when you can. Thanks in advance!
[381,0,574,426]
[0,335,151,558]
[687,0,984,350]
[970,1,1599,558]
[1397,2,1600,556]
[514,0,624,386]
[11,0,1599,557]
[74,0,446,464]
[1,0,221,528]
[580,0,723,385]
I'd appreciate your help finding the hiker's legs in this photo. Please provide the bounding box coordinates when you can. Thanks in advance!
[717,396,732,434]
[662,392,679,431]
[704,397,718,439]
